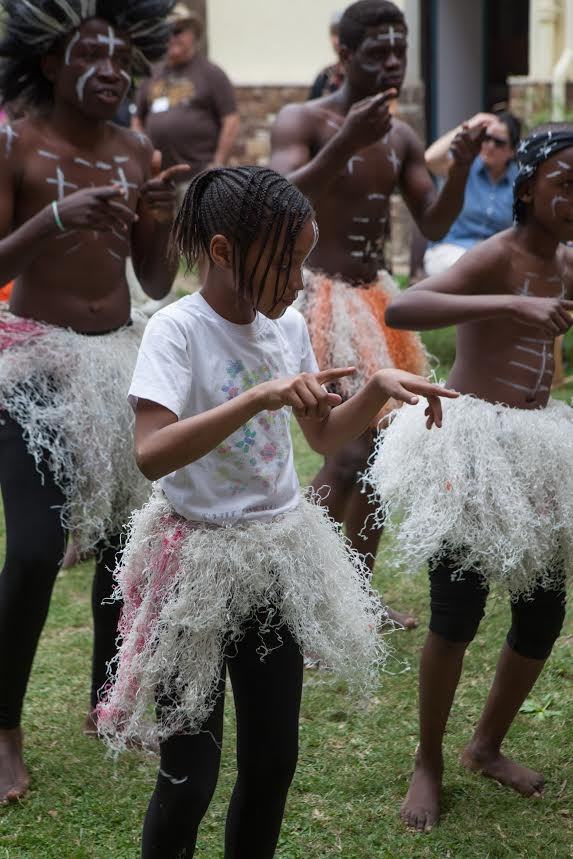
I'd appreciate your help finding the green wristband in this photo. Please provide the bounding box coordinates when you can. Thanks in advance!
[51,200,65,233]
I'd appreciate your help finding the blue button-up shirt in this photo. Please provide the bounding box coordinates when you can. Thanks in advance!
[433,156,518,250]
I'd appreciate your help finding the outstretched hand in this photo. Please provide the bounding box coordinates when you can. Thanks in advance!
[261,367,356,420]
[374,369,459,429]
[139,150,192,223]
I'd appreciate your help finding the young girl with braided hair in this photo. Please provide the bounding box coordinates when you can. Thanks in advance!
[97,165,456,857]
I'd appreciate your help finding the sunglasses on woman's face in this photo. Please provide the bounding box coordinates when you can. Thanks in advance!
[483,133,509,149]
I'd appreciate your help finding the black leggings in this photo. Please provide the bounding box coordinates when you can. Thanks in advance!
[142,615,304,859]
[0,413,121,728]
[429,554,567,660]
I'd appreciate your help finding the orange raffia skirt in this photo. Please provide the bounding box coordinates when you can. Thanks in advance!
[298,269,429,416]
[0,282,13,302]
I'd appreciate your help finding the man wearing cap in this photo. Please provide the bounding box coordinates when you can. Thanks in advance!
[134,3,239,190]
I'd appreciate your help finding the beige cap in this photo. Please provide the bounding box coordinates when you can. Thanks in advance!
[168,3,203,33]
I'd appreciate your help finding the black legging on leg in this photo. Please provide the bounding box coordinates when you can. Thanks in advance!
[429,554,566,659]
[91,540,122,710]
[142,615,304,859]
[0,414,67,728]
[0,413,122,727]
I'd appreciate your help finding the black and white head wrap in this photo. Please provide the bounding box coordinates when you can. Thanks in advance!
[0,0,175,107]
[514,128,573,223]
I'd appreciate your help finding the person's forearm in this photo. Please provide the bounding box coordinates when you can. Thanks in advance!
[285,132,354,202]
[425,127,459,176]
[386,291,513,330]
[417,165,470,240]
[301,376,389,455]
[131,218,178,300]
[136,387,265,480]
[212,114,240,166]
[0,206,59,283]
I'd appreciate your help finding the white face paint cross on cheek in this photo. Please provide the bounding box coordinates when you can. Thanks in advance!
[76,66,96,102]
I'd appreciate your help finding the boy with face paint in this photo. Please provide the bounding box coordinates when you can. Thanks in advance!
[0,0,187,802]
[366,124,573,831]
[270,0,484,629]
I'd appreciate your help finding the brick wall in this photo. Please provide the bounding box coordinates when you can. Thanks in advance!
[230,85,308,165]
[509,78,573,131]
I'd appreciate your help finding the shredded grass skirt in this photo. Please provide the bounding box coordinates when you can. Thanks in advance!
[365,395,573,597]
[0,310,149,552]
[97,490,389,751]
[298,268,428,412]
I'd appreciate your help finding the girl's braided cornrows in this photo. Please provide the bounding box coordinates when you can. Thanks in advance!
[172,166,313,311]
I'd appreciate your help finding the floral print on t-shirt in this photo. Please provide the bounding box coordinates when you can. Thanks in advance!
[214,358,290,496]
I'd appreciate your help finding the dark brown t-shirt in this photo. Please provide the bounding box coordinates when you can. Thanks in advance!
[137,54,237,174]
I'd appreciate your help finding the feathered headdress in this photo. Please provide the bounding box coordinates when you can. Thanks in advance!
[0,0,176,106]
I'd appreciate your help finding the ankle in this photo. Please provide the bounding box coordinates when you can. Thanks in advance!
[415,746,444,774]
[465,737,501,760]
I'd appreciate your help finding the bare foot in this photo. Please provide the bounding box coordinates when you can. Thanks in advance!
[461,743,545,797]
[400,755,442,833]
[0,727,30,803]
[388,606,418,629]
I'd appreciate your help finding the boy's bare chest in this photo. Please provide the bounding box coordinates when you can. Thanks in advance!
[18,140,145,221]
[315,120,405,199]
[507,259,568,301]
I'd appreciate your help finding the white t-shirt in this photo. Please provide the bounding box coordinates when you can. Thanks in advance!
[129,292,319,524]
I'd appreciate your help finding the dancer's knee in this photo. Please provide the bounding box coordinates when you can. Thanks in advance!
[239,738,299,795]
[507,587,566,660]
[155,765,218,825]
[429,558,488,644]
[323,436,371,488]
[3,530,64,583]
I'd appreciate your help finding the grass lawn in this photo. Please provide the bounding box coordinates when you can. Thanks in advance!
[1,332,572,858]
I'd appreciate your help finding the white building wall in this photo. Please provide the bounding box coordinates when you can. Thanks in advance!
[207,0,421,87]
[435,0,484,135]
[207,0,344,85]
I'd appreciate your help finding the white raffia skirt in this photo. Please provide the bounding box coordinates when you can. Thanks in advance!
[0,310,149,552]
[365,395,573,598]
[96,490,388,751]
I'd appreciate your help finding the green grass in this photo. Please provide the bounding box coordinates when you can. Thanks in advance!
[1,332,572,858]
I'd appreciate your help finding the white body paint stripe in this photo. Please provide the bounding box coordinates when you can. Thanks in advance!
[76,66,96,103]
[65,31,80,65]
